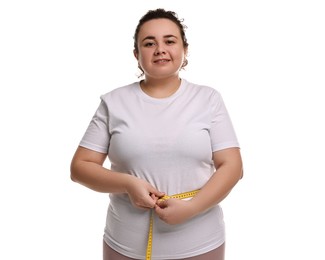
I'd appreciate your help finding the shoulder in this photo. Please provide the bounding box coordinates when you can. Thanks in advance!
[183,79,222,100]
[100,82,138,102]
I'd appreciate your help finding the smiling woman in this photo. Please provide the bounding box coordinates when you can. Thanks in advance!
[135,18,186,82]
[70,8,243,260]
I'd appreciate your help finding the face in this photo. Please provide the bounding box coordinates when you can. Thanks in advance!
[134,18,187,80]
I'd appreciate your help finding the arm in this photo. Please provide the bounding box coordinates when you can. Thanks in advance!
[190,147,243,211]
[155,147,243,224]
[70,146,165,209]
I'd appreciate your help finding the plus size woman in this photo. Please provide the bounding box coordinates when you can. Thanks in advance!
[70,8,243,260]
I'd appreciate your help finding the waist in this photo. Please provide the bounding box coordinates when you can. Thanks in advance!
[105,194,225,259]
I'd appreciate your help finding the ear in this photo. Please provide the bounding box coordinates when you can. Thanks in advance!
[133,49,138,60]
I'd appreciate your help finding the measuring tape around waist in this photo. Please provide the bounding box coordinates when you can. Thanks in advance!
[146,190,200,260]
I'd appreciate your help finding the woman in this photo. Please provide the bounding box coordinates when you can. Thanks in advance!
[71,8,243,260]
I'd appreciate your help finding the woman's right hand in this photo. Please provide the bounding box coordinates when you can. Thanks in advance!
[125,176,165,209]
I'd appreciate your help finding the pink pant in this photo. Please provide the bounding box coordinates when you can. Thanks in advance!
[103,240,225,260]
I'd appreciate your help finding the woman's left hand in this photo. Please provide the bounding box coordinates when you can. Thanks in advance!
[154,198,196,225]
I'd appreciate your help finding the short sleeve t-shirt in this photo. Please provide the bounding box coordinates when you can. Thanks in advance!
[79,79,240,259]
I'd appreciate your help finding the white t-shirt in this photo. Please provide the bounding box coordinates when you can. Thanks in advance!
[79,78,240,259]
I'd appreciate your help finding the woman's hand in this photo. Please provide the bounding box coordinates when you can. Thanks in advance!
[125,176,165,210]
[154,198,196,225]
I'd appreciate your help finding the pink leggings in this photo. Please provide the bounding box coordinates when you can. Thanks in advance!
[103,240,225,260]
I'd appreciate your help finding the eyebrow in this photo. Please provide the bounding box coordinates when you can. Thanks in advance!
[141,34,178,42]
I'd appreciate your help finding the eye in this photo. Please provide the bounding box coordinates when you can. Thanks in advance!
[166,40,175,45]
[144,42,155,47]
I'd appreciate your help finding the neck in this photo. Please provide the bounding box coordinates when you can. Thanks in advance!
[140,76,181,98]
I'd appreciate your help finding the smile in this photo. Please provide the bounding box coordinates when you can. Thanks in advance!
[154,59,170,63]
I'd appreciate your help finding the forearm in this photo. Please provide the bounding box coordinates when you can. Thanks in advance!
[70,160,133,193]
[154,162,242,225]
[189,162,243,215]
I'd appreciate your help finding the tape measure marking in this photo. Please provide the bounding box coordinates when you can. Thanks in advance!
[146,189,199,259]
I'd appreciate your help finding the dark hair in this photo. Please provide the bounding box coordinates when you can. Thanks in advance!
[133,8,189,77]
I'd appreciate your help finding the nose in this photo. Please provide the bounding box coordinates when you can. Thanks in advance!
[154,45,166,56]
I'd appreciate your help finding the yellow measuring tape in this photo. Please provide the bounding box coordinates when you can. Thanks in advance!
[146,190,200,260]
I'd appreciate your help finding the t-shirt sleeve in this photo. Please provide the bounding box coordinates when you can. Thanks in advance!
[210,91,240,152]
[79,97,110,154]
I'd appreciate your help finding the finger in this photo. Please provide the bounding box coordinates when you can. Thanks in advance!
[140,201,156,209]
[155,204,170,223]
[156,199,168,208]
[154,204,164,216]
[149,193,156,200]
[146,199,156,209]
[148,192,157,201]
[149,188,165,197]
[138,205,154,210]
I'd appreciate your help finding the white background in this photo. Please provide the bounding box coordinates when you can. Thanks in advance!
[1,0,324,259]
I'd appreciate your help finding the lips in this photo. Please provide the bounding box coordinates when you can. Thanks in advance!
[153,59,170,63]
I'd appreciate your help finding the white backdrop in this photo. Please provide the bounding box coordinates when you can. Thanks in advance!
[1,0,324,259]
